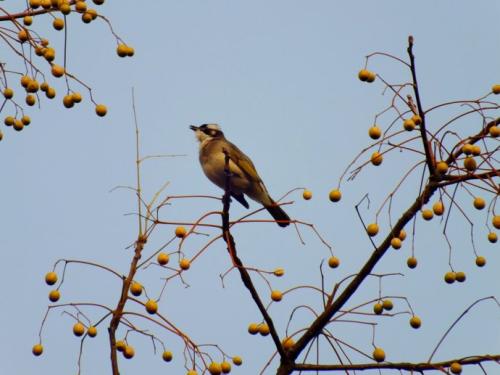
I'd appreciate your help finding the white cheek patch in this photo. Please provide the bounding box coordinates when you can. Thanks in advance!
[206,124,220,131]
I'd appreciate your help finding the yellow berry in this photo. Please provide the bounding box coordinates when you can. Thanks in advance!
[403,118,416,131]
[329,189,342,202]
[175,226,187,238]
[45,271,58,285]
[3,87,14,99]
[436,161,449,174]
[398,229,407,241]
[444,271,456,284]
[471,145,481,156]
[63,94,74,108]
[44,47,56,61]
[370,151,383,166]
[328,256,340,268]
[461,143,473,155]
[475,256,486,267]
[48,289,60,302]
[32,344,43,356]
[87,8,98,19]
[409,316,421,329]
[0,131,3,141]
[302,190,312,200]
[129,282,142,296]
[71,92,82,103]
[366,223,379,236]
[145,299,158,314]
[116,340,126,352]
[282,337,295,350]
[258,323,270,336]
[273,268,285,277]
[187,371,198,375]
[366,71,376,82]
[123,345,135,359]
[4,116,14,126]
[18,29,29,42]
[26,94,36,106]
[179,258,191,270]
[59,3,71,14]
[82,12,93,23]
[20,75,31,88]
[126,46,135,57]
[117,44,129,57]
[390,237,402,250]
[21,115,31,125]
[450,362,462,374]
[489,125,500,137]
[407,257,417,269]
[368,125,381,139]
[73,322,85,337]
[432,201,444,216]
[382,299,393,311]
[232,356,242,366]
[358,69,371,82]
[46,87,56,99]
[492,215,500,229]
[162,350,173,362]
[41,0,51,9]
[271,290,283,302]
[372,347,385,362]
[13,119,24,131]
[463,156,477,172]
[30,0,42,8]
[221,361,231,373]
[473,197,485,210]
[411,114,422,125]
[421,209,434,221]
[157,252,170,265]
[27,80,39,93]
[87,326,97,337]
[487,232,498,243]
[247,323,259,335]
[373,303,383,315]
[51,64,65,77]
[455,271,466,283]
[491,84,500,95]
[75,1,87,12]
[95,104,107,117]
[53,18,64,30]
[208,363,222,375]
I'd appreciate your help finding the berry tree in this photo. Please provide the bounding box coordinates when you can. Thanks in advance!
[0,0,133,139]
[2,3,498,375]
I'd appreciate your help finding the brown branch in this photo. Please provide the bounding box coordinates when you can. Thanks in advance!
[0,1,78,21]
[219,150,287,363]
[407,35,435,175]
[293,354,500,372]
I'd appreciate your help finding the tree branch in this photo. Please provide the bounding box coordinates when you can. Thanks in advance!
[294,354,500,372]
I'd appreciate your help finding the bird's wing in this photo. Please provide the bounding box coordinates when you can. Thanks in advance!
[226,141,262,183]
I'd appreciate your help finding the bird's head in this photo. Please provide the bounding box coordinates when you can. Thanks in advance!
[190,124,224,143]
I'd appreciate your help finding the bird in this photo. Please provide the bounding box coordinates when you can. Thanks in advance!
[190,124,290,227]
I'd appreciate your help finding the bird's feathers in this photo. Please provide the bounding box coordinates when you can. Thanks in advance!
[191,124,290,227]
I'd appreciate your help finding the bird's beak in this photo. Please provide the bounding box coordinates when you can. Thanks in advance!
[189,125,198,131]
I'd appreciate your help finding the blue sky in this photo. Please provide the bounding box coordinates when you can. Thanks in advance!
[1,1,499,374]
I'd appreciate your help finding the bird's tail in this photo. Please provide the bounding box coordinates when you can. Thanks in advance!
[265,203,290,227]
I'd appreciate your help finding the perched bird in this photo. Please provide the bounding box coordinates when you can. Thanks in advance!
[190,124,290,227]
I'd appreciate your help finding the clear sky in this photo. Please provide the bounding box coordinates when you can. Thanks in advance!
[1,1,498,374]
